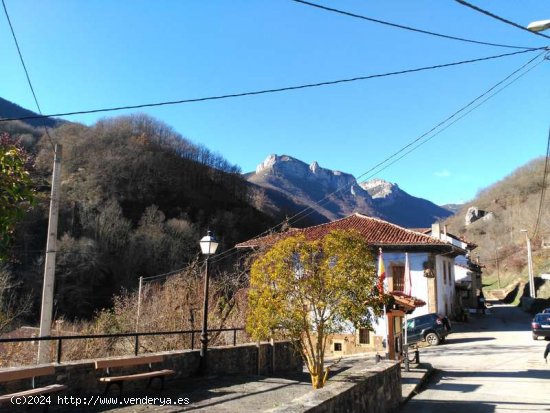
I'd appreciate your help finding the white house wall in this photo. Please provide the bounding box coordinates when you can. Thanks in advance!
[454,265,470,283]
[373,251,430,337]
[435,255,456,317]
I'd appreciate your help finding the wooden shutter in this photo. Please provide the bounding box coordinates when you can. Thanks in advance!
[392,265,405,292]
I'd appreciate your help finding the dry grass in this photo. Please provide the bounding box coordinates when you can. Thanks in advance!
[1,258,253,367]
[445,157,550,296]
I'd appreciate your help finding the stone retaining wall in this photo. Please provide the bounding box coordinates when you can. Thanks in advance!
[266,360,401,413]
[0,341,302,396]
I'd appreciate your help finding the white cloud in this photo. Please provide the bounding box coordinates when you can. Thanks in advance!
[434,169,451,178]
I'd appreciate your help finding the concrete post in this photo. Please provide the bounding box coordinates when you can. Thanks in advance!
[37,144,62,364]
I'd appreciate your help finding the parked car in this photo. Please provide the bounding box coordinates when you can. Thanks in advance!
[406,313,451,346]
[532,313,550,340]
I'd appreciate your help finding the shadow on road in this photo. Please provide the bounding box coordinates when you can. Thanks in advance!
[403,398,550,413]
[440,369,550,381]
[442,337,496,345]
[451,305,532,333]
[402,369,550,412]
[420,343,534,359]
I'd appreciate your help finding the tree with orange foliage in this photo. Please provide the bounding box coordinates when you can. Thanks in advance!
[246,230,382,389]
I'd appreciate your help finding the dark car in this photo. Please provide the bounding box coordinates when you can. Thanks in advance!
[532,313,550,340]
[406,313,451,346]
[541,308,550,314]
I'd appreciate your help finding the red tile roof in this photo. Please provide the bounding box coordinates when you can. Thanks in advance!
[391,291,426,309]
[236,213,461,249]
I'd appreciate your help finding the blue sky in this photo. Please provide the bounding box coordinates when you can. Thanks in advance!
[1,0,548,205]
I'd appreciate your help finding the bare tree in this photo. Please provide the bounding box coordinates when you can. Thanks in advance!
[0,266,32,333]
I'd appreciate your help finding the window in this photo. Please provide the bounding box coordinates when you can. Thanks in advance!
[392,265,405,292]
[334,342,342,352]
[358,328,370,344]
[443,261,447,284]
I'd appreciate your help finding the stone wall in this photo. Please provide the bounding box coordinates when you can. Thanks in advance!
[266,360,401,413]
[0,341,302,396]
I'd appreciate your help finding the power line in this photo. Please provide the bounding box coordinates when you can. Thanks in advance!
[295,57,545,227]
[56,49,546,279]
[291,0,535,50]
[281,51,548,228]
[210,52,547,265]
[454,0,550,41]
[1,0,55,150]
[115,50,547,281]
[533,126,550,239]
[142,267,191,282]
[207,51,547,265]
[0,48,544,124]
[356,56,546,181]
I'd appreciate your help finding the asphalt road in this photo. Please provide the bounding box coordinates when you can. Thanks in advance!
[399,304,550,413]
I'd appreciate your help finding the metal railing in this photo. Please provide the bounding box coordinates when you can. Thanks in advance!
[0,327,245,364]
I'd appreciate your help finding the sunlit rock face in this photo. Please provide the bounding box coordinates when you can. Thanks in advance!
[249,154,453,227]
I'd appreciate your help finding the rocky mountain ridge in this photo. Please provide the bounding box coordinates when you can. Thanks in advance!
[250,154,379,224]
[248,154,453,228]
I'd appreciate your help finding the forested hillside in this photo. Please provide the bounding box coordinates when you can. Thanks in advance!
[0,97,62,129]
[1,114,273,322]
[445,158,550,293]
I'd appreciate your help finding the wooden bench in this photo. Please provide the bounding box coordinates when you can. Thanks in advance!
[0,365,67,409]
[95,355,175,395]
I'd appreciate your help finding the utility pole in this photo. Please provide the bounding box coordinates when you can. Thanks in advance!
[494,247,501,289]
[520,229,536,299]
[37,144,62,364]
[526,236,535,298]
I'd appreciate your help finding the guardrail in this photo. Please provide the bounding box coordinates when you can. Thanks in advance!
[0,327,245,364]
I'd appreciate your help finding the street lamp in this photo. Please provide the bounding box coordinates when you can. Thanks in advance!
[199,231,219,373]
[519,230,535,298]
[527,19,550,32]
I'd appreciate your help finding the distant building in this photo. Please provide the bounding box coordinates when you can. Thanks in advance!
[415,225,481,311]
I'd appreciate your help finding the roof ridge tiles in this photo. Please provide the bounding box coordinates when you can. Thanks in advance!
[352,213,444,244]
[236,213,467,251]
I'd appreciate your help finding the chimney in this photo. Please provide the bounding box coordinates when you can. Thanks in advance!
[431,222,441,240]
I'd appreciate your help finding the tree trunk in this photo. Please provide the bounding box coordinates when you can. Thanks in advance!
[309,361,327,389]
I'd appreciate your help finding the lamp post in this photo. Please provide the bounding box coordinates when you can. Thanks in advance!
[199,231,219,373]
[520,230,535,298]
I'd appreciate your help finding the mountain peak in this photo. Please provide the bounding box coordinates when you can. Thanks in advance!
[248,154,452,227]
[249,154,376,222]
[255,154,306,174]
[255,154,354,183]
[360,178,399,199]
[309,160,320,173]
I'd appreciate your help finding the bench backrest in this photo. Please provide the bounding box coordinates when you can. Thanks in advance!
[0,366,55,383]
[95,355,164,370]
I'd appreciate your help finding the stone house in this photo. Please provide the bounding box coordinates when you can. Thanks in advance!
[236,214,467,360]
